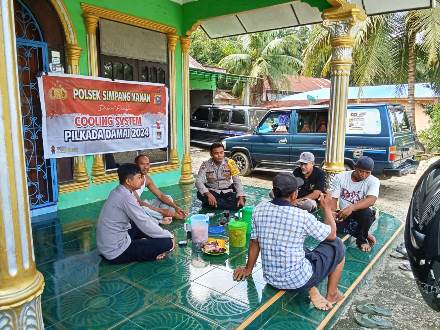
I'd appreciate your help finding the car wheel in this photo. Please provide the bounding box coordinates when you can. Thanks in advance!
[232,152,252,176]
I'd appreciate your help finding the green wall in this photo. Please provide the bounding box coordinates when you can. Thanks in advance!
[58,0,187,209]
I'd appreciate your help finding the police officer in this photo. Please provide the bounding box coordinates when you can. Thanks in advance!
[196,142,246,210]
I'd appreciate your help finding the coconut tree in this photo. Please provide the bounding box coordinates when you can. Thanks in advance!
[218,30,304,104]
[302,3,440,133]
[400,5,440,131]
[302,15,396,87]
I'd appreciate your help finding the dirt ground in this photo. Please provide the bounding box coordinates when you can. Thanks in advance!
[190,146,440,329]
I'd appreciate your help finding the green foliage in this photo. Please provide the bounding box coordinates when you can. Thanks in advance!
[419,103,440,152]
[189,29,241,66]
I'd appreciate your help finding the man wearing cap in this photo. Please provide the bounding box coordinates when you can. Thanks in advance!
[233,173,345,311]
[330,156,380,252]
[293,152,326,212]
[196,142,246,210]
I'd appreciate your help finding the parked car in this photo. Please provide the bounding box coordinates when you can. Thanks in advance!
[190,105,268,146]
[223,103,420,177]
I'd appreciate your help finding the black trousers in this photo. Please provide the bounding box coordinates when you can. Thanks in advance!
[336,208,376,247]
[197,190,240,211]
[107,221,173,264]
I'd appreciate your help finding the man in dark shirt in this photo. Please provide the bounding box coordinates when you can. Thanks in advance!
[292,152,326,212]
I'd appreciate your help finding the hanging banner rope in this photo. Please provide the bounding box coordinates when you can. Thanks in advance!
[38,73,168,158]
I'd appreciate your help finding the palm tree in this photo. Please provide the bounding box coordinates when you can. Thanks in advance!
[302,4,440,133]
[401,5,440,131]
[218,30,304,104]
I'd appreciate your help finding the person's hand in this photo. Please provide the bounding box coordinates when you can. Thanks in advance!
[162,209,175,218]
[176,207,187,218]
[205,192,218,208]
[160,217,173,225]
[338,205,353,220]
[171,236,176,251]
[237,196,246,208]
[172,211,185,220]
[233,267,252,281]
[318,193,332,210]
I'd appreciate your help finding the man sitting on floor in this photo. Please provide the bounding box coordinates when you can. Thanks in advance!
[97,163,175,264]
[330,156,379,252]
[196,142,246,210]
[293,152,326,212]
[233,173,345,310]
[134,154,186,224]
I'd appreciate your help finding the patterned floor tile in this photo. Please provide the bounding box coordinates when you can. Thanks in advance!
[54,305,126,330]
[42,288,90,324]
[114,303,220,330]
[224,279,278,306]
[194,267,240,293]
[32,184,403,330]
[258,309,318,330]
[176,283,255,328]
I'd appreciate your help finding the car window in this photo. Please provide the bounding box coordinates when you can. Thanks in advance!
[249,109,268,128]
[231,110,246,125]
[192,108,209,121]
[212,109,230,123]
[257,112,290,134]
[347,108,382,134]
[297,111,328,133]
[390,109,411,132]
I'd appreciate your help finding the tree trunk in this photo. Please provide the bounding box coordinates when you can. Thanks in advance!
[407,30,417,132]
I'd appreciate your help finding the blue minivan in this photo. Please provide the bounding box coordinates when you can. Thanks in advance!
[223,104,419,177]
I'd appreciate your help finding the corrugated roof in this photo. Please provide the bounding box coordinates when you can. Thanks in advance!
[189,56,226,73]
[264,76,331,93]
[281,83,439,101]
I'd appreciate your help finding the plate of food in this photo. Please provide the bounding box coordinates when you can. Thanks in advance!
[201,237,228,255]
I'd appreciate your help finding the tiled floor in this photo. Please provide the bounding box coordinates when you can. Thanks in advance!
[31,185,402,329]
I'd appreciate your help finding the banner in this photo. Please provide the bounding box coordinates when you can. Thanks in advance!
[38,73,168,158]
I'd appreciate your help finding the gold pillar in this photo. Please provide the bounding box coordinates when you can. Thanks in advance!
[167,34,179,165]
[0,0,45,327]
[83,13,107,181]
[65,43,89,185]
[322,1,366,174]
[179,36,194,184]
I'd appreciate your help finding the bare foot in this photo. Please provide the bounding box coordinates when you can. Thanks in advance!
[309,287,333,311]
[367,234,376,247]
[360,242,372,252]
[326,290,344,305]
[156,252,167,260]
[161,217,173,225]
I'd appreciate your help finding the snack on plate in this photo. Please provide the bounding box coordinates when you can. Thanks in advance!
[202,240,226,254]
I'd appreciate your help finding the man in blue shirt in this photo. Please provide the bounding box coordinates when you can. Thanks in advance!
[233,173,345,310]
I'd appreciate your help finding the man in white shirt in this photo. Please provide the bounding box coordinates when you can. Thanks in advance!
[97,163,175,263]
[134,154,186,224]
[233,173,345,311]
[330,156,380,252]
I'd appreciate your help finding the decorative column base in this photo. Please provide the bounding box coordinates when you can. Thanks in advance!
[0,296,44,329]
[169,148,179,165]
[322,161,345,174]
[0,272,45,329]
[179,153,194,184]
[73,156,89,183]
[92,154,108,183]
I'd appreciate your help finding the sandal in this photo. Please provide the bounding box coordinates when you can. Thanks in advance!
[399,261,412,271]
[354,314,392,329]
[356,302,392,317]
[389,250,408,260]
[395,243,408,258]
